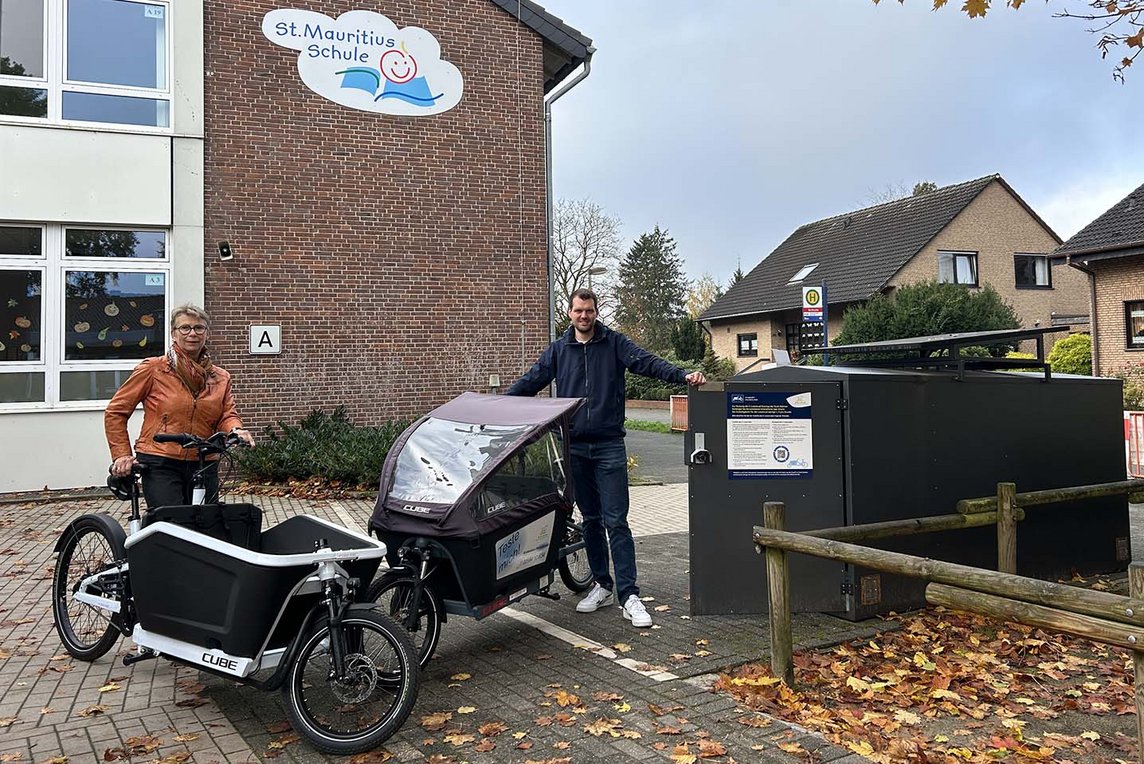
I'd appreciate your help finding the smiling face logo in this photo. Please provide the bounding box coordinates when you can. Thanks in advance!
[380,47,417,83]
[262,9,464,116]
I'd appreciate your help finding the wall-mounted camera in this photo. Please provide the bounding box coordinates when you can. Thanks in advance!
[218,241,233,261]
[690,432,712,465]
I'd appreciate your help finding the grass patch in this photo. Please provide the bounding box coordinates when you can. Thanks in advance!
[624,418,678,434]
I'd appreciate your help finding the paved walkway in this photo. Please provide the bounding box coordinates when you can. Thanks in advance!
[0,488,878,763]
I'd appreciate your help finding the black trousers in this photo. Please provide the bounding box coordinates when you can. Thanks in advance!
[136,454,220,510]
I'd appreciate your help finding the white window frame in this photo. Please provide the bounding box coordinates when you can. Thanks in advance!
[0,0,173,132]
[0,223,171,412]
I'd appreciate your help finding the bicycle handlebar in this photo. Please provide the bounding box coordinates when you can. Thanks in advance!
[153,431,247,454]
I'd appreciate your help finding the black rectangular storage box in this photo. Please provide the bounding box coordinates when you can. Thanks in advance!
[686,364,1128,620]
[128,515,382,656]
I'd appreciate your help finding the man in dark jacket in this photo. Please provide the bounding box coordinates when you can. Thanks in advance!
[507,289,705,627]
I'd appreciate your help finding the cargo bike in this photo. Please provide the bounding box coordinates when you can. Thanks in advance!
[367,392,593,666]
[52,432,419,755]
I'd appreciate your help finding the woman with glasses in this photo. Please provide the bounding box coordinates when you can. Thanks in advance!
[104,303,255,509]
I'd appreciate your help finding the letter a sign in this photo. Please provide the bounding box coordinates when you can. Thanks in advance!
[249,325,282,355]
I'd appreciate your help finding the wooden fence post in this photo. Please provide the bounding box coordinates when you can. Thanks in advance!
[764,501,794,686]
[1129,562,1144,764]
[997,482,1017,575]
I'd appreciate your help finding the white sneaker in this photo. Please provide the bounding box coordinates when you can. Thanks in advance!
[622,595,652,628]
[576,583,614,613]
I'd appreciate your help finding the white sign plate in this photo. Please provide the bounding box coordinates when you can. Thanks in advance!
[249,325,282,355]
[262,9,464,116]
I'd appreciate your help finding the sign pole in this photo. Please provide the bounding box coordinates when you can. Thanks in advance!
[822,281,829,366]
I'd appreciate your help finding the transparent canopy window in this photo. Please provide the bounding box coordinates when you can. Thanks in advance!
[390,419,529,505]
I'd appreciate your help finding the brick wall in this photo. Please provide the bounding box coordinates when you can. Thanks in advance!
[202,0,550,431]
[1089,254,1144,375]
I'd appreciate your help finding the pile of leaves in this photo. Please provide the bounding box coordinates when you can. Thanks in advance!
[716,607,1137,763]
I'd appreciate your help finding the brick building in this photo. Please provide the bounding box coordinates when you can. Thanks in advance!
[699,175,1090,370]
[1052,181,1144,376]
[0,0,591,492]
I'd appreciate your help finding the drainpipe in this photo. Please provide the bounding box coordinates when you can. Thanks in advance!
[543,49,595,344]
[1067,256,1099,374]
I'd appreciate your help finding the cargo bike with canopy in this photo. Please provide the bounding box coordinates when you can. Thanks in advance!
[367,392,593,666]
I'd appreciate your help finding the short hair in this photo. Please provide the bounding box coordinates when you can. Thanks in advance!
[170,303,210,331]
[568,289,598,309]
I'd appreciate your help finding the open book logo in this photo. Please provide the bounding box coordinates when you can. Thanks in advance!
[262,9,463,116]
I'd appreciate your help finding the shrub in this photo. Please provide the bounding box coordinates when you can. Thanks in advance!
[236,407,410,487]
[1047,333,1092,375]
[624,347,737,400]
[1110,363,1144,411]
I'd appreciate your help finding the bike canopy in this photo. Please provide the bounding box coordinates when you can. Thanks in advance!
[370,393,584,541]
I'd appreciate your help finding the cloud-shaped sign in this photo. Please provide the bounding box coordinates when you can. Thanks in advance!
[262,9,463,116]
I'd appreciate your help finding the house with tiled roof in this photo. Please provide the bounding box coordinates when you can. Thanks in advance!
[1052,181,1144,376]
[699,175,1090,368]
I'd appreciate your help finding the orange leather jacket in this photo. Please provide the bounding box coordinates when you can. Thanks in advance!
[104,356,244,462]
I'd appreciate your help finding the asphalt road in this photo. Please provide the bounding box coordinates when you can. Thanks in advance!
[624,427,687,484]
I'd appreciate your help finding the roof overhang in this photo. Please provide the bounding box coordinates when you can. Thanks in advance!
[489,0,593,93]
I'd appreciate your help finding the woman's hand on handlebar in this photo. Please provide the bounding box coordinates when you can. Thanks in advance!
[111,455,137,477]
[230,427,255,447]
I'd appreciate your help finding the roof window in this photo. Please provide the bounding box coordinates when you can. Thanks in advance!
[788,263,819,283]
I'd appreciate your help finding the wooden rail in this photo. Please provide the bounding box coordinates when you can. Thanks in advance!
[753,479,1144,762]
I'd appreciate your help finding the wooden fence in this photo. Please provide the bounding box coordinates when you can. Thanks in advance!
[752,479,1144,761]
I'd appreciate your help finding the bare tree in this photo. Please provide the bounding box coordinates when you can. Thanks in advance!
[551,198,622,331]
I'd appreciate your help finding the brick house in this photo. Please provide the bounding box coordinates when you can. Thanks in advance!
[0,0,591,491]
[699,175,1090,370]
[1052,181,1144,376]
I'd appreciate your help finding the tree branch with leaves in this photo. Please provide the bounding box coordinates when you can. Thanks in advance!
[875,0,1144,80]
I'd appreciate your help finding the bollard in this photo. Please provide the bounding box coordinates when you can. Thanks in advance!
[763,501,794,686]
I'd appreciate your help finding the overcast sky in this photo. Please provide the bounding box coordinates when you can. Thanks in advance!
[539,0,1144,286]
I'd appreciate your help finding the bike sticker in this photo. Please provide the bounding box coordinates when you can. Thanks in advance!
[494,511,555,580]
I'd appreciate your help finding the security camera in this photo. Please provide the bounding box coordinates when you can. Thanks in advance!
[689,432,712,465]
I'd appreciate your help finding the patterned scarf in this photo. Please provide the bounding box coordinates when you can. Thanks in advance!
[168,345,213,399]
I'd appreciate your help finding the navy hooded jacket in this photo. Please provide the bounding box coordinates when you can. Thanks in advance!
[506,322,688,442]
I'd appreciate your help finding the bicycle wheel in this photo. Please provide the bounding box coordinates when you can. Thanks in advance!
[52,516,126,661]
[558,516,594,593]
[283,609,420,755]
[366,571,442,668]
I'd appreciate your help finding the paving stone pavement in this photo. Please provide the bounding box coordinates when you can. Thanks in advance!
[0,489,888,763]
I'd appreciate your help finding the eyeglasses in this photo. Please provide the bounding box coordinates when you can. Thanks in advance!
[175,324,208,335]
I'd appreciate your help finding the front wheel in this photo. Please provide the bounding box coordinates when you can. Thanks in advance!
[558,519,594,594]
[283,608,420,755]
[52,515,127,661]
[366,571,442,668]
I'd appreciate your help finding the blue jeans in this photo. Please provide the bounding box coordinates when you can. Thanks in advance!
[570,438,638,601]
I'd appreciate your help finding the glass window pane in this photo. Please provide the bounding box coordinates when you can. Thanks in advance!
[1129,303,1144,347]
[478,430,566,519]
[67,0,166,89]
[956,255,976,285]
[938,252,954,283]
[0,227,42,256]
[62,91,169,127]
[1,0,45,78]
[60,369,133,401]
[64,271,164,361]
[1,270,42,362]
[0,84,47,117]
[0,372,44,403]
[1034,257,1050,286]
[66,229,165,259]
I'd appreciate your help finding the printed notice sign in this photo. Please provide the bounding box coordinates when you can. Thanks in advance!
[495,511,555,580]
[726,391,813,479]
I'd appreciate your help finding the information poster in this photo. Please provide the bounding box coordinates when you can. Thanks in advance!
[727,391,813,479]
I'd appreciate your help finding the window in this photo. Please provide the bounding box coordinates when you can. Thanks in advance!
[0,0,171,128]
[1128,301,1144,351]
[788,263,819,283]
[938,251,978,286]
[0,224,170,408]
[1014,254,1052,289]
[737,332,758,357]
[785,322,825,356]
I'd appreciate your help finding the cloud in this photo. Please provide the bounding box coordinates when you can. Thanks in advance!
[262,9,463,116]
[1036,173,1141,241]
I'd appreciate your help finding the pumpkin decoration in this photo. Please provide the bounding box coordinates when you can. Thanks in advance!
[14,316,31,329]
[74,322,90,333]
[104,302,120,317]
[140,315,155,327]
